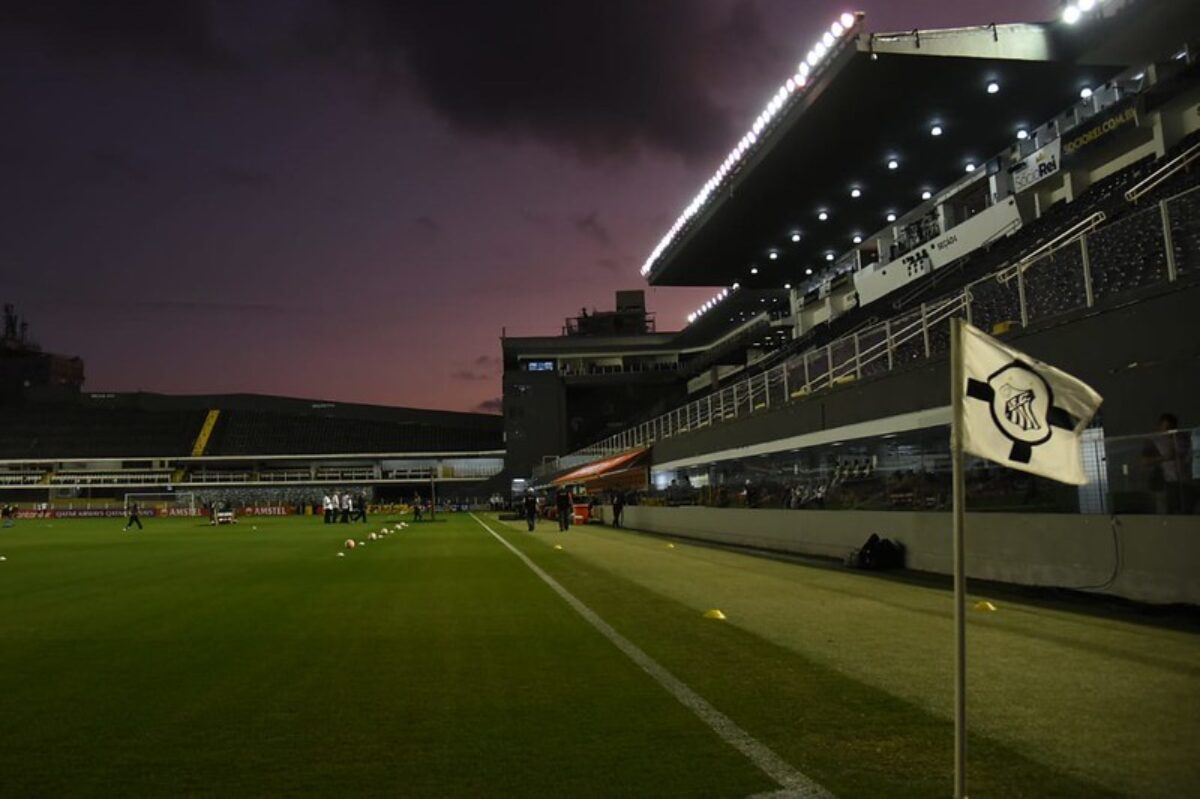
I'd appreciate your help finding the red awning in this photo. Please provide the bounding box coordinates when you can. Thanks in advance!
[551,448,649,486]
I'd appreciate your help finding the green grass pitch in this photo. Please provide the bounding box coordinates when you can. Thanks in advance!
[0,513,1196,797]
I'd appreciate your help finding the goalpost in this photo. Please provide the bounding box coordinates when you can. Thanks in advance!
[123,491,198,517]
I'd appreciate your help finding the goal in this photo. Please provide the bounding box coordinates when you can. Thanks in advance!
[123,491,198,517]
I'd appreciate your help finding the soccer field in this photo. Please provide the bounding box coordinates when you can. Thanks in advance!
[0,514,1196,797]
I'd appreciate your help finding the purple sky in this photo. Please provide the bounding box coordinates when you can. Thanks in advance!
[1,0,1055,413]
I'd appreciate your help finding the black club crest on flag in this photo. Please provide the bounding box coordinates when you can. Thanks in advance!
[965,361,1074,464]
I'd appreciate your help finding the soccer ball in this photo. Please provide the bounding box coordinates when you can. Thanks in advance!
[344,539,356,550]
[368,533,377,541]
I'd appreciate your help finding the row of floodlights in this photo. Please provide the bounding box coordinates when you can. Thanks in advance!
[687,284,739,324]
[642,12,859,277]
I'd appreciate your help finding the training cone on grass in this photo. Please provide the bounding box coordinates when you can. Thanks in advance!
[666,543,675,549]
[553,544,563,551]
[974,600,998,612]
[703,609,727,620]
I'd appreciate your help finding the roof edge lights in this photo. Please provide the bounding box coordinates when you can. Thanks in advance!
[641,11,863,279]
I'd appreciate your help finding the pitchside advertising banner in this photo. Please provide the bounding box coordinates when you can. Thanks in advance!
[16,506,296,519]
[1012,139,1061,193]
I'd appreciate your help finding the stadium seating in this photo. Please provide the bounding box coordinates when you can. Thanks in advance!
[0,405,205,459]
[206,410,501,456]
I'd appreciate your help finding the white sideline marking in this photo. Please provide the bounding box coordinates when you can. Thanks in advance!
[469,514,832,799]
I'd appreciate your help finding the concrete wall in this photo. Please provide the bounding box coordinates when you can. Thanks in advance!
[605,505,1200,606]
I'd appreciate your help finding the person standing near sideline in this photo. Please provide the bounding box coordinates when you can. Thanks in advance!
[356,493,369,524]
[322,493,333,524]
[123,501,143,532]
[339,492,351,524]
[555,488,572,532]
[523,491,538,532]
[612,490,625,528]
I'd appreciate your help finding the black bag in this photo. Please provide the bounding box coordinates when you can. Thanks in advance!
[855,533,904,571]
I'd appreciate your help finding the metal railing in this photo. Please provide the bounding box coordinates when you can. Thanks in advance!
[535,184,1199,480]
[1125,140,1200,203]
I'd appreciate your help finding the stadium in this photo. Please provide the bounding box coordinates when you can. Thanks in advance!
[3,1,1200,797]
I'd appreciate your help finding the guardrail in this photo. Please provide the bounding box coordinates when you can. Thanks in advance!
[535,184,1198,480]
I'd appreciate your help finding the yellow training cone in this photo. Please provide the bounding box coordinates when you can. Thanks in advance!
[973,600,998,612]
[703,609,726,620]
[553,544,563,551]
[666,543,675,549]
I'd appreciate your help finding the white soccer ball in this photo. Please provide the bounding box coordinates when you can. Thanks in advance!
[368,533,377,541]
[344,539,356,550]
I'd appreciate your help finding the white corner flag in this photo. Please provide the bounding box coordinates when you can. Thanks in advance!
[959,321,1103,485]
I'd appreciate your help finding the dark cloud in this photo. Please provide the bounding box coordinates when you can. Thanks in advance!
[320,0,778,163]
[451,369,491,382]
[473,355,501,369]
[473,397,502,414]
[574,211,612,247]
[414,215,440,233]
[130,299,297,314]
[0,0,235,68]
[213,166,276,188]
[86,147,151,183]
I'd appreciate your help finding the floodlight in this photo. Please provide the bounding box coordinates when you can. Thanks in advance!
[887,158,899,170]
[1062,5,1081,24]
[930,124,943,137]
[987,81,1000,94]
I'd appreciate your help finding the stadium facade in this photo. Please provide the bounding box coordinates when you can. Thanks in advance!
[508,0,1200,605]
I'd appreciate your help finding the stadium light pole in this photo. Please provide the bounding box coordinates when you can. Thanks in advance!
[949,317,968,798]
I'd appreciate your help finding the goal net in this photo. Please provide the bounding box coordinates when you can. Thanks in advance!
[123,492,198,517]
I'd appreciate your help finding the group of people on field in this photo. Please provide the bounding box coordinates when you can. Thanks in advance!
[322,492,368,524]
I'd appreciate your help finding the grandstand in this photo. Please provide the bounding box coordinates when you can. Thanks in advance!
[527,0,1200,607]
[0,392,504,505]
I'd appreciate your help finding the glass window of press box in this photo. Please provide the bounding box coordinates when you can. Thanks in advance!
[645,425,1198,515]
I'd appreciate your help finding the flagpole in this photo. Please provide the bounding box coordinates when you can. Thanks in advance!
[950,316,968,798]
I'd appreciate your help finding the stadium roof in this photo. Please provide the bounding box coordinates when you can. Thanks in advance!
[642,16,1131,289]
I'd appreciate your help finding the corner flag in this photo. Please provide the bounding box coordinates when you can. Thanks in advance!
[947,318,1103,799]
[958,321,1103,485]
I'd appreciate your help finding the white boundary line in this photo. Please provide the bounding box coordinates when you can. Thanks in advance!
[469,514,832,799]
